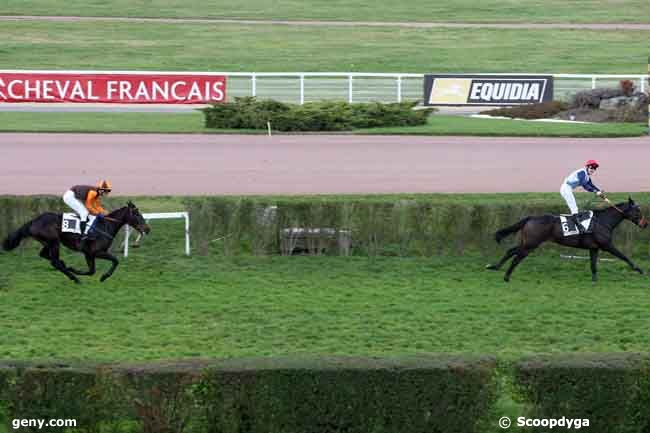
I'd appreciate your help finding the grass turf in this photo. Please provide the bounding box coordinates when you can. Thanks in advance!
[2,21,650,73]
[0,112,645,136]
[1,217,649,362]
[2,0,650,23]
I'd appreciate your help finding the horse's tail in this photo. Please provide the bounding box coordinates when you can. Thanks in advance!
[2,221,33,251]
[495,217,530,243]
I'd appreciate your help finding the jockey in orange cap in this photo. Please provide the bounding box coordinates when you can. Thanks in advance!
[62,180,112,241]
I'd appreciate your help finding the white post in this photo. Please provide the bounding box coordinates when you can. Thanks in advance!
[397,76,402,103]
[591,76,597,89]
[185,212,191,256]
[252,73,257,97]
[124,225,130,257]
[300,74,305,105]
[348,75,353,103]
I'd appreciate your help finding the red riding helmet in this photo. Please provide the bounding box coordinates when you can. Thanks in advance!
[585,159,599,169]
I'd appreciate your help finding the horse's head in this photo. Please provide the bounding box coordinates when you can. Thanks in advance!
[124,201,151,235]
[621,197,648,229]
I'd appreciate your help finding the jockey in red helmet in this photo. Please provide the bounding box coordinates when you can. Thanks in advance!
[560,160,603,233]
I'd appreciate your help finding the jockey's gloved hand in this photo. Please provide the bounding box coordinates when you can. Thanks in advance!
[596,190,604,197]
[96,214,105,220]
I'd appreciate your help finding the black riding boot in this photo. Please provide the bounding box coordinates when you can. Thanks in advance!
[572,214,585,234]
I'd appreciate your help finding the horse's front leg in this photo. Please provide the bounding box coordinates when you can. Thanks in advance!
[590,249,599,282]
[602,243,643,274]
[95,251,119,282]
[69,253,97,276]
[47,242,81,284]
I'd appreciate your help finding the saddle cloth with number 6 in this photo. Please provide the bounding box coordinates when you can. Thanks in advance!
[559,211,594,237]
[61,213,96,235]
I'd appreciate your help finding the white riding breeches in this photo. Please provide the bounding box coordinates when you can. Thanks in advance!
[63,190,89,221]
[560,183,578,214]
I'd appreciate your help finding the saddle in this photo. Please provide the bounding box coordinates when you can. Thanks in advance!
[61,213,95,235]
[559,211,594,237]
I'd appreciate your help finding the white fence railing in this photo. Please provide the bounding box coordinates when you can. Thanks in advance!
[123,211,190,257]
[223,72,649,104]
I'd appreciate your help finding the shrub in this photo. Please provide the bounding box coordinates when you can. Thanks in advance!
[202,98,432,131]
[570,88,623,109]
[479,101,568,119]
[514,353,650,433]
[199,355,498,433]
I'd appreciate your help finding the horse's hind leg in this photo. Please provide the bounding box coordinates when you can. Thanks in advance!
[39,245,50,260]
[504,249,530,282]
[486,246,519,271]
[69,254,96,276]
[47,242,80,284]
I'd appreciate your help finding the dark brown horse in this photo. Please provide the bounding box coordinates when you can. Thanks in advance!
[487,197,648,282]
[2,201,150,284]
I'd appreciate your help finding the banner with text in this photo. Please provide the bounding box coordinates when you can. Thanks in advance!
[0,72,227,104]
[424,74,553,106]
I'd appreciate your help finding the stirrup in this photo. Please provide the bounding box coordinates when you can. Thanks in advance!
[572,215,585,234]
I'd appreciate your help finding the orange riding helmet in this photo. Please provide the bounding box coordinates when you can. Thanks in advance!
[96,179,112,192]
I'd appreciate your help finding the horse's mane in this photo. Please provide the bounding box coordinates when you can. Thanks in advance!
[107,205,129,218]
[593,202,629,216]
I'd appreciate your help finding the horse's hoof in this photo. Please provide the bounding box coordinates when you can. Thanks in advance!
[503,277,510,283]
[636,268,644,274]
[100,275,110,282]
[73,279,81,285]
[486,264,497,271]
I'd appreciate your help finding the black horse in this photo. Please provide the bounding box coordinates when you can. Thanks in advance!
[2,201,150,284]
[487,197,648,282]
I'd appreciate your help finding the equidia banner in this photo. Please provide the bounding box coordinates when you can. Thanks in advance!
[424,74,553,106]
[0,71,227,104]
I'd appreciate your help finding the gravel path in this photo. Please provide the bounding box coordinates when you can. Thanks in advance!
[2,133,649,195]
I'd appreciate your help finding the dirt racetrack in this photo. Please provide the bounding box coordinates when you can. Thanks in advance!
[1,133,648,195]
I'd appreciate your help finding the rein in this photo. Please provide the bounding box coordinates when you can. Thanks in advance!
[603,197,625,214]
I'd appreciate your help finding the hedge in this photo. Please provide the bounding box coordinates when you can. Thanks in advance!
[4,355,650,433]
[201,97,432,131]
[0,356,497,433]
[2,195,649,257]
[514,353,650,433]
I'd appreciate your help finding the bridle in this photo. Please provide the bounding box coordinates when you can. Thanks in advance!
[603,196,647,227]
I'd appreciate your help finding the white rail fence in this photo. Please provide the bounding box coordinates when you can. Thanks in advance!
[224,72,649,104]
[122,212,190,257]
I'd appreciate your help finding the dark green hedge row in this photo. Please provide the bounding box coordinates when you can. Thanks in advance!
[2,195,649,257]
[4,354,650,433]
[184,196,650,257]
[202,97,432,131]
[0,356,496,433]
[514,353,650,433]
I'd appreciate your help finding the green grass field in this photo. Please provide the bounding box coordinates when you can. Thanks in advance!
[2,21,649,73]
[1,234,649,361]
[2,0,649,23]
[0,112,645,136]
[2,192,650,362]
